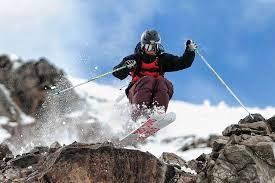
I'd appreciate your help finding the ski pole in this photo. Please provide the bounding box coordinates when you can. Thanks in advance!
[52,65,127,96]
[196,50,254,119]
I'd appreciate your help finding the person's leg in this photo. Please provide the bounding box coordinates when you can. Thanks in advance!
[127,76,157,120]
[152,78,174,111]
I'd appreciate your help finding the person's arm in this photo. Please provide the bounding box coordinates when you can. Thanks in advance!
[161,40,196,72]
[112,55,136,80]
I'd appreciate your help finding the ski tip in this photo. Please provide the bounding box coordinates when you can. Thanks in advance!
[167,112,176,121]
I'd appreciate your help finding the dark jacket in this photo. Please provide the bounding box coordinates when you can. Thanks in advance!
[112,43,195,94]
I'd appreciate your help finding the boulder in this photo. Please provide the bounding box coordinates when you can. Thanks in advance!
[198,113,275,183]
[222,121,271,136]
[8,154,40,168]
[211,136,229,152]
[160,152,196,183]
[0,143,12,160]
[202,143,275,183]
[0,142,180,183]
[267,115,275,132]
[239,113,265,124]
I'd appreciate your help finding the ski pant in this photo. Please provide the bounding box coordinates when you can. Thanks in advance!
[127,76,174,120]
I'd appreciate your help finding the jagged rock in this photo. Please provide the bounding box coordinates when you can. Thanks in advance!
[187,154,209,174]
[1,143,170,182]
[211,136,229,152]
[14,58,66,115]
[199,133,275,182]
[0,55,80,116]
[195,113,275,183]
[173,170,196,183]
[206,144,275,182]
[0,160,6,170]
[29,146,49,155]
[239,113,265,124]
[268,133,275,141]
[3,154,14,162]
[0,143,12,160]
[222,121,272,136]
[239,135,273,146]
[4,142,174,183]
[160,153,197,183]
[8,154,40,168]
[50,141,61,149]
[0,167,21,181]
[267,115,275,132]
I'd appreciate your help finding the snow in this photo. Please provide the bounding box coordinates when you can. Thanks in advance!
[0,128,11,142]
[6,54,23,70]
[7,53,19,61]
[64,110,84,119]
[12,60,23,70]
[0,116,9,125]
[181,166,197,175]
[20,112,35,125]
[0,116,11,142]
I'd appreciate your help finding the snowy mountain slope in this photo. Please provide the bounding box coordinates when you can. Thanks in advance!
[68,77,275,160]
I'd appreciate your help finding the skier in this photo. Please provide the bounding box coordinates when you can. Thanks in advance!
[113,29,197,121]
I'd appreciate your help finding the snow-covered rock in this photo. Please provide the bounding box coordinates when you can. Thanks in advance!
[0,84,21,122]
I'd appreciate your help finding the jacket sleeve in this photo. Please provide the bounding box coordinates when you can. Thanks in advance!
[112,55,135,80]
[161,50,195,72]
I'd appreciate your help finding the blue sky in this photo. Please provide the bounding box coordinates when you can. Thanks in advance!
[1,0,275,108]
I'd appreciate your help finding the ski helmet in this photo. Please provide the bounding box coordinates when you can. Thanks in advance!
[140,29,161,45]
[140,29,161,54]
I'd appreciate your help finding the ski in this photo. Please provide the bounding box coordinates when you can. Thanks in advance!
[120,112,176,145]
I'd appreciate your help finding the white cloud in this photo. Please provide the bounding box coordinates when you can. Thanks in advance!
[0,0,82,75]
[0,0,70,25]
[0,0,161,76]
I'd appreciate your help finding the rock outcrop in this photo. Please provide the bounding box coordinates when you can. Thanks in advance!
[0,55,79,116]
[2,112,274,183]
[194,114,275,183]
[0,142,183,183]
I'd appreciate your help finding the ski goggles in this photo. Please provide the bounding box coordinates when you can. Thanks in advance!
[143,42,160,52]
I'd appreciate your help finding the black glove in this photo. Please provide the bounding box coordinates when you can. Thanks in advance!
[186,40,197,51]
[125,60,136,69]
